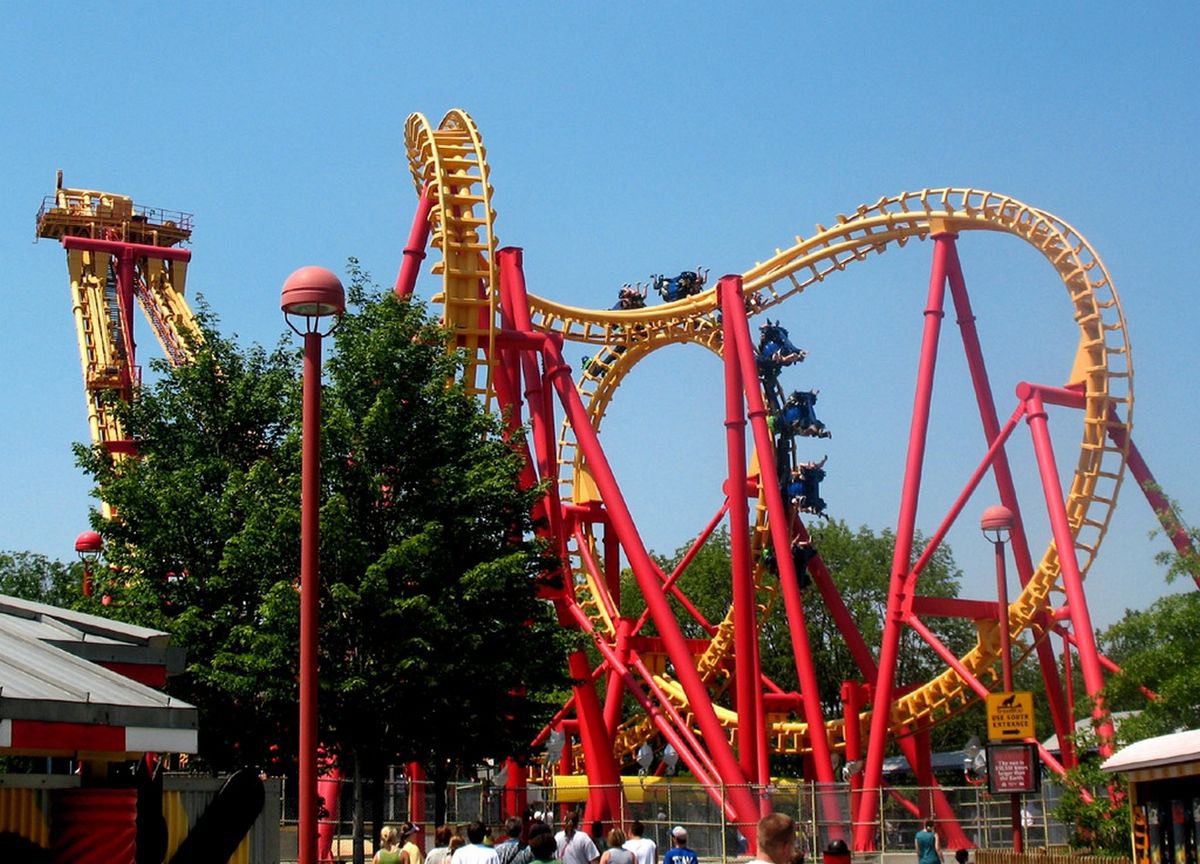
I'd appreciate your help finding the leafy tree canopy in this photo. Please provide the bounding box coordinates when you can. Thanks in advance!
[0,550,81,607]
[623,519,977,754]
[75,266,572,778]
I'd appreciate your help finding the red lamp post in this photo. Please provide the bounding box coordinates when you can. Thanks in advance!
[74,530,103,597]
[981,504,1023,852]
[281,266,345,864]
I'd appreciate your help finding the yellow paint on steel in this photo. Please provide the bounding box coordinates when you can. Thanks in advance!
[0,787,52,850]
[405,112,1132,760]
[37,180,200,453]
[405,110,499,408]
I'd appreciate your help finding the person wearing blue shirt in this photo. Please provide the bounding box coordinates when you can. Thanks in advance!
[662,828,697,864]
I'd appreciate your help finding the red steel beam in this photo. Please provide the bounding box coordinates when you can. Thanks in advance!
[856,232,952,848]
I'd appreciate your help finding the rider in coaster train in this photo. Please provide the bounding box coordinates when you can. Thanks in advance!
[612,283,648,310]
[774,390,831,439]
[756,320,806,379]
[785,456,828,516]
[652,267,708,302]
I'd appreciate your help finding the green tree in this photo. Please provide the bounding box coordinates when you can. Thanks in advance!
[297,263,574,828]
[623,520,975,758]
[74,308,302,771]
[1100,591,1200,740]
[0,550,82,607]
[75,270,573,852]
[1051,731,1131,855]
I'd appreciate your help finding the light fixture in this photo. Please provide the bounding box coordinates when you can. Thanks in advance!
[661,744,679,776]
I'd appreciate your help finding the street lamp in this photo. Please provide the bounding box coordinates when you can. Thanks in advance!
[981,504,1022,852]
[282,266,345,864]
[74,530,102,597]
[980,505,1015,690]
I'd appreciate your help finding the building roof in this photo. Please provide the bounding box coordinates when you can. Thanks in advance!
[1101,729,1200,775]
[1040,710,1140,752]
[0,595,184,675]
[0,594,197,756]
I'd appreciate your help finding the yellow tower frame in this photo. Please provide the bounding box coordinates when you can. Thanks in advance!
[36,173,200,452]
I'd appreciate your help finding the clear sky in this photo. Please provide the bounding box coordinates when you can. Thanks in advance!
[1,3,1196,630]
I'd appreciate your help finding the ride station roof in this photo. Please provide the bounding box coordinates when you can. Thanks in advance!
[1101,729,1200,781]
[0,594,197,758]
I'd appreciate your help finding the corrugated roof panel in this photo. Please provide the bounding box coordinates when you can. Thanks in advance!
[1101,728,1200,773]
[0,627,191,712]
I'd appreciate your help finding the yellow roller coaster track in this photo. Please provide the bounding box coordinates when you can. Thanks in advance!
[406,111,1131,761]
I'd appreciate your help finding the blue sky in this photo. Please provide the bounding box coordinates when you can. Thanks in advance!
[1,4,1196,630]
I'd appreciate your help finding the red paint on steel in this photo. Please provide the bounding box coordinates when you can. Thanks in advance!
[299,330,323,864]
[720,276,762,787]
[395,186,434,298]
[944,239,1076,759]
[856,233,951,848]
[11,721,124,753]
[1022,390,1115,755]
[52,787,137,864]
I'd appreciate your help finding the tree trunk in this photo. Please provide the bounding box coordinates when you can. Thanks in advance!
[352,751,366,864]
[434,762,448,828]
[371,760,386,854]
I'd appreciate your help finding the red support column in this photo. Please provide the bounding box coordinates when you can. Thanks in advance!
[299,330,323,864]
[720,276,840,832]
[407,762,427,824]
[395,186,434,298]
[1020,385,1115,754]
[856,233,952,849]
[497,252,760,833]
[720,277,762,787]
[944,244,1074,756]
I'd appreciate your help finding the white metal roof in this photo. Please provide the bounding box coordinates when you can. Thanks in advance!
[0,594,197,754]
[1101,729,1200,774]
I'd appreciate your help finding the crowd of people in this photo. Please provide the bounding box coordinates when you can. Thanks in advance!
[373,812,973,864]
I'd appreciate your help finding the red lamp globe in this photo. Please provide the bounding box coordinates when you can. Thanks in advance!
[74,530,103,560]
[980,504,1015,542]
[281,266,345,321]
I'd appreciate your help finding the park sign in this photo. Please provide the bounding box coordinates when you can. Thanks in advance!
[987,742,1041,794]
[986,691,1035,741]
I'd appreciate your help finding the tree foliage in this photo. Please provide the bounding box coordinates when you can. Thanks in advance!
[75,268,572,780]
[0,550,82,607]
[623,519,976,754]
[1051,735,1131,855]
[75,306,303,769]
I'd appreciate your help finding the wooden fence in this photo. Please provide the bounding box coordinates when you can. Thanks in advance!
[977,849,1130,864]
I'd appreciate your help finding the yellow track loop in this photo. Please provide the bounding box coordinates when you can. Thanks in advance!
[405,110,498,408]
[403,111,1130,759]
[563,190,1130,756]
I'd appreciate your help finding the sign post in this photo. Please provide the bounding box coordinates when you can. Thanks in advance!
[986,691,1036,851]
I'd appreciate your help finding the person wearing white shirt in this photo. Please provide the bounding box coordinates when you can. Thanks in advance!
[555,812,599,864]
[623,821,657,864]
[453,822,499,864]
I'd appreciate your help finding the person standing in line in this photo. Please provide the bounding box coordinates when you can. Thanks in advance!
[496,817,526,864]
[375,826,405,864]
[600,828,634,864]
[401,822,426,864]
[555,811,600,864]
[662,827,697,864]
[453,822,499,864]
[529,831,558,864]
[426,826,455,864]
[915,820,942,864]
[746,813,798,864]
[623,820,657,864]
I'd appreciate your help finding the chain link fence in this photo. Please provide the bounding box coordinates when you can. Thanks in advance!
[281,774,1090,861]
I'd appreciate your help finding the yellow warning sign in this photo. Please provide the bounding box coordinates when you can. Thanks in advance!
[986,691,1035,741]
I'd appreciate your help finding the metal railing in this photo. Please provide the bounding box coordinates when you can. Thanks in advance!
[280,776,1096,861]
